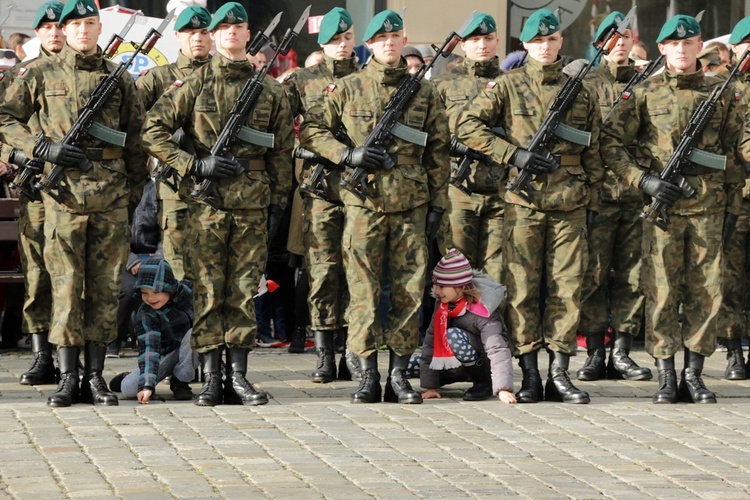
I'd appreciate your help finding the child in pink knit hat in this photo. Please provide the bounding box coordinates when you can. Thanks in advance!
[421,249,516,404]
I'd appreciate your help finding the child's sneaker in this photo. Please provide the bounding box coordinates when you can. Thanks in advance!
[170,378,193,401]
[16,335,31,349]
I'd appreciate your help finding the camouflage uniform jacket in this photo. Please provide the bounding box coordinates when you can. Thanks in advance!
[136,51,211,111]
[734,73,750,200]
[283,53,357,188]
[456,56,604,212]
[141,53,294,211]
[433,56,504,194]
[585,59,640,203]
[299,57,450,213]
[602,68,744,216]
[0,44,148,213]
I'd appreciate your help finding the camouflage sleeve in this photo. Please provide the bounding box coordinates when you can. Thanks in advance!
[135,69,162,112]
[722,88,745,215]
[265,84,294,210]
[120,74,149,207]
[582,87,605,212]
[421,84,450,211]
[0,72,39,159]
[455,83,516,165]
[599,88,643,189]
[141,79,198,177]
[299,84,347,165]
[282,73,302,117]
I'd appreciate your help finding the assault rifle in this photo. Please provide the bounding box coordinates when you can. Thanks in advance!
[640,48,750,231]
[449,136,493,196]
[297,126,349,200]
[603,54,664,123]
[189,7,310,210]
[339,13,476,201]
[505,7,635,203]
[10,10,143,199]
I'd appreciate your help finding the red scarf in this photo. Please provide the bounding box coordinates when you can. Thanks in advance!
[429,298,467,370]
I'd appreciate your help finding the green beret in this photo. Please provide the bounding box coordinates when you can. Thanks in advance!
[58,0,98,26]
[318,7,353,44]
[519,9,559,43]
[33,1,63,29]
[729,16,750,44]
[594,11,630,43]
[174,6,211,32]
[207,2,248,32]
[363,10,403,42]
[461,13,496,38]
[656,15,701,43]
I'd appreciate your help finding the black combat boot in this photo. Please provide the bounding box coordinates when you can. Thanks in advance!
[678,350,717,404]
[80,344,118,406]
[516,351,543,403]
[462,358,493,401]
[311,330,336,383]
[47,347,80,407]
[20,332,57,385]
[337,354,352,380]
[195,349,223,406]
[545,351,590,404]
[607,331,653,380]
[384,350,422,404]
[723,338,747,380]
[224,348,268,405]
[652,356,678,404]
[170,377,193,401]
[287,326,307,353]
[333,327,348,354]
[351,353,381,403]
[576,331,607,381]
[344,349,362,381]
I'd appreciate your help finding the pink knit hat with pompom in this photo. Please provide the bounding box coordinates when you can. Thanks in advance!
[432,249,473,287]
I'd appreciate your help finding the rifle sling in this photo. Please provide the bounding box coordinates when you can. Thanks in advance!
[88,122,127,147]
[237,126,275,148]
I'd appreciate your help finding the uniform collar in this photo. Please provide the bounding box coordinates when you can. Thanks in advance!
[213,51,253,78]
[604,58,636,83]
[525,55,563,84]
[320,53,357,79]
[464,56,501,78]
[663,65,706,89]
[365,56,408,85]
[177,51,211,70]
[61,44,105,70]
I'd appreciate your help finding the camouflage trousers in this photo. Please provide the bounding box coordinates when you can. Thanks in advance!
[159,198,189,281]
[43,201,129,347]
[503,205,587,356]
[579,199,644,335]
[186,203,267,353]
[18,199,51,334]
[441,185,504,283]
[642,213,722,358]
[718,199,750,339]
[343,204,428,358]
[303,195,348,331]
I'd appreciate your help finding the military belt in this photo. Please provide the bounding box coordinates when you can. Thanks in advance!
[390,154,421,165]
[237,158,266,172]
[84,147,124,161]
[553,154,581,166]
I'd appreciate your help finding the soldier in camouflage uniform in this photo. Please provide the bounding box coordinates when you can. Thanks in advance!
[457,9,604,404]
[136,5,212,281]
[723,17,750,381]
[432,12,504,281]
[142,2,293,407]
[0,0,148,407]
[602,15,744,404]
[0,1,64,387]
[283,7,357,384]
[576,12,652,383]
[300,10,450,404]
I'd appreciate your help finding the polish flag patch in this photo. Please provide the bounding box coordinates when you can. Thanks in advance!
[621,91,631,100]
[326,83,336,92]
[486,81,497,89]
[17,68,26,76]
[735,91,741,101]
[139,70,148,77]
[173,80,184,87]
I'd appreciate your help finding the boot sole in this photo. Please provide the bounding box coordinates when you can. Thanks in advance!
[19,376,57,386]
[311,375,335,383]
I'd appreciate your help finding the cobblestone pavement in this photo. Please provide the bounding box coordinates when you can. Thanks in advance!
[0,346,749,498]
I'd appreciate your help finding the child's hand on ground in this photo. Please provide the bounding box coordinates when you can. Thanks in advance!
[422,388,441,399]
[498,390,516,404]
[137,389,153,404]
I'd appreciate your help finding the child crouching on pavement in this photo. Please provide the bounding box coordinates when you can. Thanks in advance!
[110,258,195,403]
[421,249,516,404]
